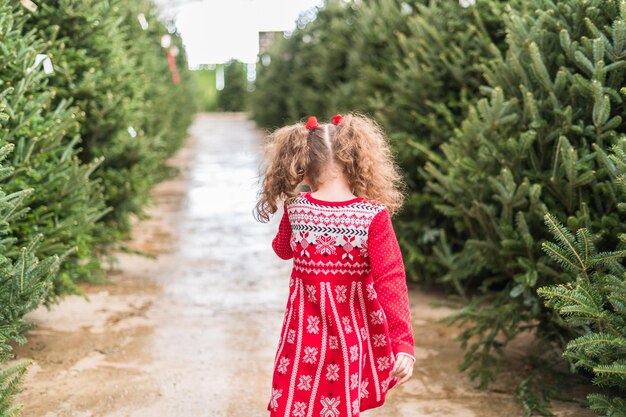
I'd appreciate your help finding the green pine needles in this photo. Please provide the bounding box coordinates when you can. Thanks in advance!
[0,0,196,414]
[538,139,626,416]
[539,211,626,416]
[0,361,29,417]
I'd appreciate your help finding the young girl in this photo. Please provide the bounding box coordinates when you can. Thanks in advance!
[254,113,415,417]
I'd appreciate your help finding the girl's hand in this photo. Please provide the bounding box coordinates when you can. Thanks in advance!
[390,353,415,385]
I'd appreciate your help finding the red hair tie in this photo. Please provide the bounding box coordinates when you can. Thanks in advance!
[305,116,319,130]
[332,114,343,125]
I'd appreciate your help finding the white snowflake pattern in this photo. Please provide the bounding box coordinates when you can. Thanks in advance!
[351,398,360,415]
[360,379,369,399]
[307,315,320,334]
[292,401,307,417]
[360,327,367,339]
[303,346,318,364]
[366,282,377,300]
[320,395,341,417]
[329,335,338,350]
[370,309,384,325]
[299,232,311,257]
[277,357,290,374]
[381,376,393,392]
[372,333,386,347]
[377,356,390,371]
[350,373,359,390]
[326,363,340,381]
[342,316,352,333]
[349,345,359,362]
[287,329,296,344]
[334,285,347,303]
[297,375,312,391]
[360,240,368,257]
[315,234,337,256]
[290,233,298,252]
[341,235,355,260]
[270,387,283,411]
[305,284,317,303]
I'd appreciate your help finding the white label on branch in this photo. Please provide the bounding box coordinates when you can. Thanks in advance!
[42,56,54,74]
[20,0,38,12]
[137,13,149,30]
[127,126,138,138]
[27,54,54,75]
[459,0,476,7]
[161,35,172,49]
[400,2,412,15]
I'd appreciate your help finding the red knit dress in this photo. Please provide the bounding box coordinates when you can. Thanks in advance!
[267,191,415,417]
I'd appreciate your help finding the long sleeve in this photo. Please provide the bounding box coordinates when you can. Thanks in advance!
[272,201,293,260]
[367,207,415,360]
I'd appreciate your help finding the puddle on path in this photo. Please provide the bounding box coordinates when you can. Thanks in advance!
[10,113,595,417]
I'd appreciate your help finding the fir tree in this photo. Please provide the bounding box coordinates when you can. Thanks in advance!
[371,0,510,284]
[426,0,626,391]
[538,194,626,415]
[22,0,196,249]
[0,1,196,413]
[217,60,249,112]
[1,2,107,295]
[252,35,297,129]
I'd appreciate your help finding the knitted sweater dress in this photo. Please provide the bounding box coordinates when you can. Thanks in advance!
[267,191,415,417]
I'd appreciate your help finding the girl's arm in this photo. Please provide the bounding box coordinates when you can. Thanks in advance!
[272,201,294,260]
[367,207,415,361]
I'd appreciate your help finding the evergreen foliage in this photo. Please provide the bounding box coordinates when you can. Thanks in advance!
[371,0,510,284]
[252,35,298,128]
[22,0,196,247]
[217,60,249,112]
[426,0,626,390]
[0,1,107,298]
[0,361,30,417]
[539,205,626,415]
[537,138,626,415]
[0,0,195,413]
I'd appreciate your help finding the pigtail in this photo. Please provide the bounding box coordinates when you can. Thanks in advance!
[333,113,406,215]
[254,123,310,223]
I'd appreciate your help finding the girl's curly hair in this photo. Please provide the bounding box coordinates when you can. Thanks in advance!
[254,112,406,222]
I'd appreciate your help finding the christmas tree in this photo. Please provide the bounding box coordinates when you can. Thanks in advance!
[22,0,196,250]
[0,0,196,413]
[217,60,249,112]
[424,0,626,393]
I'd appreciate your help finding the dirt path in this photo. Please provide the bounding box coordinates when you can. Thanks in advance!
[10,113,594,417]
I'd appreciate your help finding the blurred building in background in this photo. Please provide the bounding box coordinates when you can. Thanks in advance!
[151,0,319,112]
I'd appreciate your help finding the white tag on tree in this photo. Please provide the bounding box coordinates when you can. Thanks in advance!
[20,0,38,12]
[27,54,53,74]
[127,126,137,138]
[137,13,149,30]
[42,56,54,74]
[160,35,172,48]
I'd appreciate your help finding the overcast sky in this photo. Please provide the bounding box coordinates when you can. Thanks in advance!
[155,0,323,67]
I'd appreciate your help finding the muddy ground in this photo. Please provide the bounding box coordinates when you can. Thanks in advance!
[9,113,596,417]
